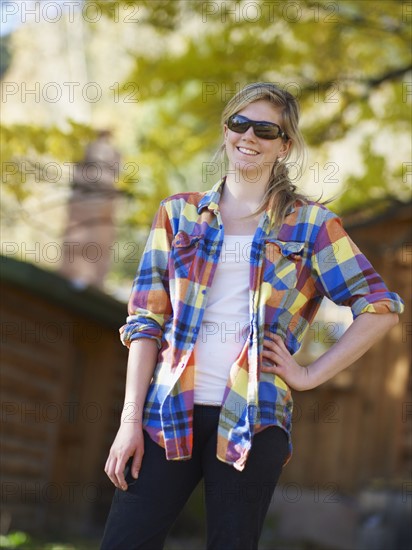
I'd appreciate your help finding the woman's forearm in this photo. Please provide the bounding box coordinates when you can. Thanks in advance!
[121,338,159,425]
[105,338,158,489]
[263,312,399,391]
[308,312,399,388]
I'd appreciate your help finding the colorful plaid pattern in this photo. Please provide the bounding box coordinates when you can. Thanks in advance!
[120,178,404,471]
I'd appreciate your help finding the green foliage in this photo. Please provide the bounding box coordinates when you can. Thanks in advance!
[0,532,100,550]
[0,33,12,78]
[0,531,29,548]
[1,0,410,286]
[337,137,408,213]
[97,0,411,211]
[1,122,97,200]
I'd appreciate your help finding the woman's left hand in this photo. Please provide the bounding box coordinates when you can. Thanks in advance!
[261,332,313,391]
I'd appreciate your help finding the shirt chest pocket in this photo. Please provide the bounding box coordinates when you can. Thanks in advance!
[263,239,305,290]
[170,231,204,279]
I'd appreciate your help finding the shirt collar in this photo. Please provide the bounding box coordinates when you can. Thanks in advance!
[197,175,296,222]
[197,177,226,214]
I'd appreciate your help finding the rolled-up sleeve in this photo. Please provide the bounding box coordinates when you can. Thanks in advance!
[311,213,404,317]
[119,202,173,348]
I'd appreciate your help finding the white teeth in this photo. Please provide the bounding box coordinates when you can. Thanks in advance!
[238,147,259,156]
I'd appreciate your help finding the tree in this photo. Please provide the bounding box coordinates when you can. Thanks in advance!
[1,0,410,286]
[97,0,411,212]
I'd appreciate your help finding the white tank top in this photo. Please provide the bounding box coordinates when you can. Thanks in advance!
[194,234,253,405]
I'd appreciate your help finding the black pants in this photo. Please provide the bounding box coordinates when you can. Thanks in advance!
[100,405,288,550]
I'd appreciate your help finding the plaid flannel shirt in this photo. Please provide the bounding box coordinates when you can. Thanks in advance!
[120,178,404,471]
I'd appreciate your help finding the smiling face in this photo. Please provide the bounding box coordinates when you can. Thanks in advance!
[223,99,291,181]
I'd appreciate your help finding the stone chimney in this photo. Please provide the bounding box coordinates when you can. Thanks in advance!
[60,130,121,289]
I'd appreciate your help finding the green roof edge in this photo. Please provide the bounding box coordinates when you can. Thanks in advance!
[0,255,127,328]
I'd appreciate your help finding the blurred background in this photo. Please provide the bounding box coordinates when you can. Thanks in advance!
[1,0,411,548]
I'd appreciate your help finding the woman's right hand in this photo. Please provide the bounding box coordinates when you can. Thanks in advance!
[104,422,145,491]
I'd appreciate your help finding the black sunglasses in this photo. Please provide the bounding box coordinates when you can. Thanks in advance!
[226,114,289,141]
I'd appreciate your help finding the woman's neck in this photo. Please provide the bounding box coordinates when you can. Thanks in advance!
[219,176,265,235]
[221,173,268,214]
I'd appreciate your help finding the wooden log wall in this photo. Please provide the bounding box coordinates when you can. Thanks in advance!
[1,266,127,536]
[281,204,411,494]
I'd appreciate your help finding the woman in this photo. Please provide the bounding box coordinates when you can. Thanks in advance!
[101,83,404,549]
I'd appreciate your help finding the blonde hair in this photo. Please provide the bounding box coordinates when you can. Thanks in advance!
[215,82,309,227]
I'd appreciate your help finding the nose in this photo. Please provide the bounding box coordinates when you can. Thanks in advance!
[241,126,257,140]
